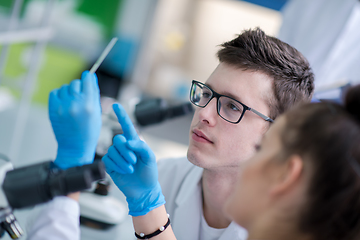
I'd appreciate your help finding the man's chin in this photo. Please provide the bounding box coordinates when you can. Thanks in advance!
[187,150,204,167]
[187,150,243,172]
[187,150,214,169]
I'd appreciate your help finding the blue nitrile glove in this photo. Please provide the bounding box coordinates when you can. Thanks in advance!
[102,103,165,216]
[49,71,102,169]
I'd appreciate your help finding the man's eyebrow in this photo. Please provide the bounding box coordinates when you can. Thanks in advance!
[206,83,245,103]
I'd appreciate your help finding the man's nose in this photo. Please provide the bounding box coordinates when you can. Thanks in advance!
[198,98,218,125]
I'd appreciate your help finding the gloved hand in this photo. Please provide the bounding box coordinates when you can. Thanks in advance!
[49,71,102,169]
[102,103,165,216]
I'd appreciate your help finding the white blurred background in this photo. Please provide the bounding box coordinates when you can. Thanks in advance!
[0,0,282,165]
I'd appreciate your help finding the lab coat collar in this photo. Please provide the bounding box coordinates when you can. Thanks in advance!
[172,165,203,240]
[172,164,248,240]
[175,165,203,206]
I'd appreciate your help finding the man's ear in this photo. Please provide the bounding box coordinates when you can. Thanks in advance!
[269,155,304,196]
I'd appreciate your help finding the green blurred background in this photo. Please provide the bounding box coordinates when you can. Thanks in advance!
[0,0,123,105]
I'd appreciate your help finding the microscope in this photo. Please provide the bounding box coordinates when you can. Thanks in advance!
[0,158,105,239]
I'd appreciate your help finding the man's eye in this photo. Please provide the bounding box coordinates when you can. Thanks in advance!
[202,92,211,98]
[227,103,240,111]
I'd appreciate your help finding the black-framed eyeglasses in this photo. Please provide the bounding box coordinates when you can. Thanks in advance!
[190,80,274,124]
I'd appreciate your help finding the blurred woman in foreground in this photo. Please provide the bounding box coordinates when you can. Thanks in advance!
[224,85,360,240]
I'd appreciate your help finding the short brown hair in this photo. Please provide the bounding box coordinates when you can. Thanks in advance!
[217,28,314,120]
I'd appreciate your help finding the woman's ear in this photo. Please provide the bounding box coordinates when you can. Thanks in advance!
[269,155,304,197]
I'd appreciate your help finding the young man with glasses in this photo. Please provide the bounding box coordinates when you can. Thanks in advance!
[99,28,313,240]
[27,28,314,240]
[150,28,314,240]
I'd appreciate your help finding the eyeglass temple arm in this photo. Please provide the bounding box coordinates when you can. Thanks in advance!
[249,108,274,123]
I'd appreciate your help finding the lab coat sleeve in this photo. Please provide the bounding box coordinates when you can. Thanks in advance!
[26,196,80,240]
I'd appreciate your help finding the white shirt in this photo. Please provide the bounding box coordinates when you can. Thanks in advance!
[278,0,360,98]
[199,211,225,240]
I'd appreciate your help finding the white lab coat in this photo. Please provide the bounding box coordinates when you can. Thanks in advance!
[26,196,80,240]
[278,0,360,97]
[158,157,248,240]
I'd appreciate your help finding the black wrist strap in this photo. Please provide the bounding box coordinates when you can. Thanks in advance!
[135,217,171,239]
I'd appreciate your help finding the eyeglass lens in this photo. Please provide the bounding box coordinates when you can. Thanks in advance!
[191,82,244,123]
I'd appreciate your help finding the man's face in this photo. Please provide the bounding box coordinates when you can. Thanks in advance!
[187,63,273,171]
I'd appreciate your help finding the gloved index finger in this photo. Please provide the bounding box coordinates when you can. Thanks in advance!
[81,70,98,95]
[112,103,139,141]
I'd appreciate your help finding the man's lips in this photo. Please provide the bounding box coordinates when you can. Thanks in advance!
[192,129,213,143]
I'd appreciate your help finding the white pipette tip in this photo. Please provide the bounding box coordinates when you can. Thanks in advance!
[89,37,118,74]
